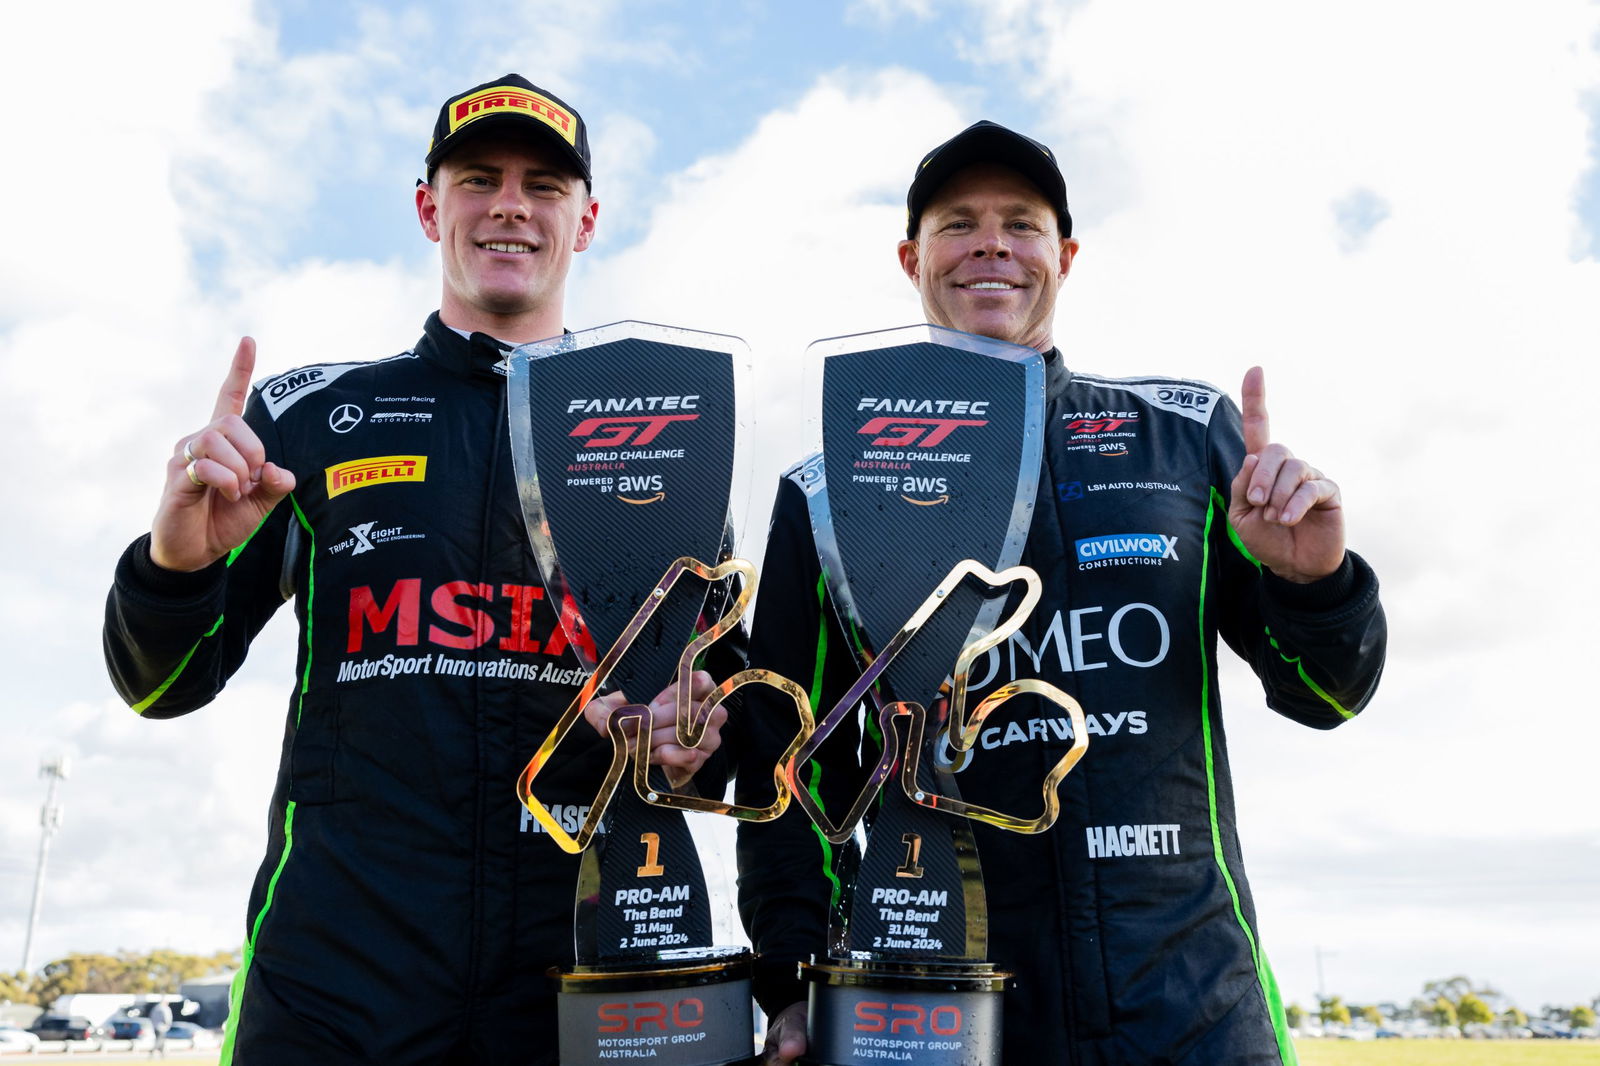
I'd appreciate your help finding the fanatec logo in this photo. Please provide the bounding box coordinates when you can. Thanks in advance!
[329,404,364,433]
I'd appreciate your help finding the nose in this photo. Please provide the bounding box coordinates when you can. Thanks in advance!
[491,185,531,223]
[970,225,1010,259]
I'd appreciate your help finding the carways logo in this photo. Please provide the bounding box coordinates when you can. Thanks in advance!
[1075,533,1179,571]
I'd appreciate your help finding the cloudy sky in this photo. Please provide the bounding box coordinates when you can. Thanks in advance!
[2,0,1597,1016]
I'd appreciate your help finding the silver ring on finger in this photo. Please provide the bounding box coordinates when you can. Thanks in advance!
[182,438,200,463]
[185,460,205,488]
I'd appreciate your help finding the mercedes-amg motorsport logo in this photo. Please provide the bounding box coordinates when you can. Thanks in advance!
[329,404,364,433]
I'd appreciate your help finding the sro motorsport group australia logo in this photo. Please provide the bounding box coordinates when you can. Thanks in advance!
[562,395,700,505]
[850,395,991,506]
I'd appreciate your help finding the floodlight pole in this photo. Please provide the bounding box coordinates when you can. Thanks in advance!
[21,756,69,976]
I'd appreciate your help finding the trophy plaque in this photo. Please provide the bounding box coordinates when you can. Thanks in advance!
[507,323,808,1066]
[788,325,1090,1066]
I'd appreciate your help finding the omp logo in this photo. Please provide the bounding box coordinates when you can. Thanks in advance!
[1075,533,1179,563]
[569,414,697,448]
[449,85,576,145]
[858,417,986,448]
[267,369,323,401]
[1155,386,1213,412]
[326,455,427,498]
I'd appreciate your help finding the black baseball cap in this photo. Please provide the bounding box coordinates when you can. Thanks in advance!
[425,74,591,185]
[905,120,1071,239]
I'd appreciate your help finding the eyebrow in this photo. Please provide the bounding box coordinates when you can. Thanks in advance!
[932,200,1050,217]
[453,163,574,183]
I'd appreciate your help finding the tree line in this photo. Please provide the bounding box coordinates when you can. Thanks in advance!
[0,949,238,1008]
[1285,975,1598,1033]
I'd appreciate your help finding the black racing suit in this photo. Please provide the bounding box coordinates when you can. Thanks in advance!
[104,314,736,1065]
[735,349,1386,1064]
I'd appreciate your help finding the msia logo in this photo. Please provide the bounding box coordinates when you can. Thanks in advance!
[858,417,987,448]
[325,456,427,498]
[569,414,697,448]
[345,578,596,659]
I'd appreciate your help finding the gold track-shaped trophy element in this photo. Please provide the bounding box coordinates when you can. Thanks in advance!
[788,559,1089,845]
[515,556,815,854]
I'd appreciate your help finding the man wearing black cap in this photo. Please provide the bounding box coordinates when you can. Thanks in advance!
[735,121,1386,1063]
[104,75,729,1065]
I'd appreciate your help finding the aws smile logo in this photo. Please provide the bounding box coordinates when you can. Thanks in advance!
[899,474,949,506]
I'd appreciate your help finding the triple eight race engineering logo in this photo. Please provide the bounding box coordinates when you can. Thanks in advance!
[850,395,991,506]
[562,394,700,505]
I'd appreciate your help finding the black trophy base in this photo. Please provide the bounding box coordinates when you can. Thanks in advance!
[555,947,759,1066]
[798,957,1010,1066]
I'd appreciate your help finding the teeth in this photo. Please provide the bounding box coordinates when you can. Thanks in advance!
[481,241,533,253]
[965,282,1015,290]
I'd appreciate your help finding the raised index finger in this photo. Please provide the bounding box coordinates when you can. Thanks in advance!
[212,337,257,421]
[1240,365,1269,456]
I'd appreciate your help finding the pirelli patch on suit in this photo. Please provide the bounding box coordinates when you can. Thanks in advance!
[326,455,428,498]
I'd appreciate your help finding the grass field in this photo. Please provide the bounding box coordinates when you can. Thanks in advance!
[1296,1040,1600,1065]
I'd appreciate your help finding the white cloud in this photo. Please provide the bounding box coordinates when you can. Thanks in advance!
[946,0,1600,1007]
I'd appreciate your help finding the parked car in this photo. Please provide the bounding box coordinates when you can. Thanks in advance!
[0,1025,43,1051]
[109,1016,155,1042]
[26,1014,100,1040]
[165,1021,220,1048]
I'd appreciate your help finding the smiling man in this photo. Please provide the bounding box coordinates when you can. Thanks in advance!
[736,121,1388,1064]
[103,75,728,1065]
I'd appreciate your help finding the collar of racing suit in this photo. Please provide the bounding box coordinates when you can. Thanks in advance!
[414,311,515,381]
[1043,344,1069,400]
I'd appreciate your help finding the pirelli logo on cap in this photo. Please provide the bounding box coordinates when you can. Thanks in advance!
[449,85,576,146]
[326,455,428,498]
